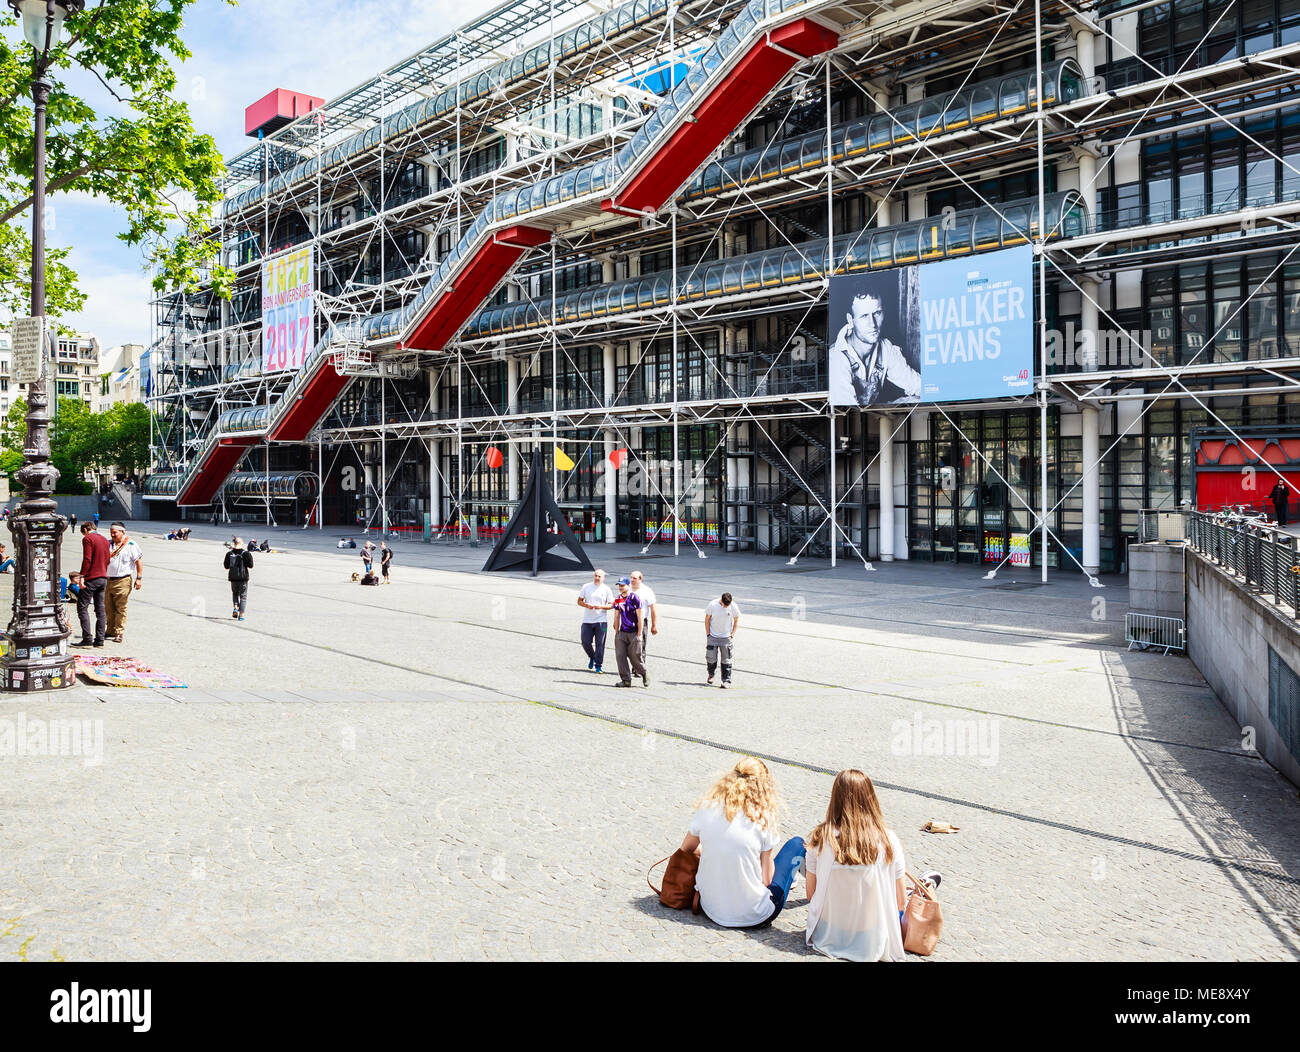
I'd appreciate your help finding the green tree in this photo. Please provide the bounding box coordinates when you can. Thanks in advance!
[3,394,100,494]
[106,400,149,475]
[0,0,238,323]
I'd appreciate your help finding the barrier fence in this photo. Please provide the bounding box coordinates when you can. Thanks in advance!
[1186,511,1300,619]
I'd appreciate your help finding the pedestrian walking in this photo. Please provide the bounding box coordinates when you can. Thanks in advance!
[92,511,100,528]
[1270,478,1292,526]
[104,522,144,643]
[224,537,254,621]
[68,512,76,532]
[704,591,741,688]
[70,521,109,649]
[629,569,658,666]
[379,541,393,583]
[576,568,614,673]
[611,575,647,687]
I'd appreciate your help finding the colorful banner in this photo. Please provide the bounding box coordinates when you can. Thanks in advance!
[1009,532,1031,566]
[262,246,314,374]
[829,245,1033,406]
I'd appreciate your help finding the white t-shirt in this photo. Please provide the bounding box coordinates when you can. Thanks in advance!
[106,538,142,578]
[578,582,614,624]
[688,802,780,928]
[805,828,906,962]
[632,585,656,630]
[704,599,739,637]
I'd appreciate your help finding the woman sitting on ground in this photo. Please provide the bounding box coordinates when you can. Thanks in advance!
[804,769,940,961]
[679,756,805,929]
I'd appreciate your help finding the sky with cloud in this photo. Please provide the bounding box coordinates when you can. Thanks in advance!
[38,0,500,351]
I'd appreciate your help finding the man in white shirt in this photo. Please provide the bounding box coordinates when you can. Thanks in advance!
[105,522,144,643]
[576,567,615,673]
[629,569,657,668]
[703,591,740,688]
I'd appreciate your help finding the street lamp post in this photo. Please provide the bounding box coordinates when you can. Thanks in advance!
[1,0,85,693]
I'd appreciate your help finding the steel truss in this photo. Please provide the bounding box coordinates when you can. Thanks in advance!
[149,0,1300,572]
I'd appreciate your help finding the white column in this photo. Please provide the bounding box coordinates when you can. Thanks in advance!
[878,413,895,561]
[1079,275,1099,372]
[1076,149,1098,223]
[601,256,616,285]
[603,342,617,542]
[1075,20,1097,81]
[1082,404,1101,577]
[873,89,892,227]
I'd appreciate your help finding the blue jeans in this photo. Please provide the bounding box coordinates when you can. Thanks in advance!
[580,622,608,667]
[0,558,13,573]
[740,836,805,929]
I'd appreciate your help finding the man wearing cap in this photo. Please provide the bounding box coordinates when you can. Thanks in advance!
[611,575,647,688]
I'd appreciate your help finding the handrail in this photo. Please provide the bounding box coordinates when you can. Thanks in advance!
[1186,510,1300,618]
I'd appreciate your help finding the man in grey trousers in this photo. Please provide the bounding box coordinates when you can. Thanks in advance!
[611,575,647,687]
[704,591,741,688]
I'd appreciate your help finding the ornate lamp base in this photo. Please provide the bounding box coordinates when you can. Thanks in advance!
[0,643,75,692]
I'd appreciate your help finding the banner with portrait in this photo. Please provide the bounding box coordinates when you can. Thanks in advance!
[828,245,1033,406]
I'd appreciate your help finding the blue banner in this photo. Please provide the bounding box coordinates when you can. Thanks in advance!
[828,245,1033,406]
[918,245,1033,402]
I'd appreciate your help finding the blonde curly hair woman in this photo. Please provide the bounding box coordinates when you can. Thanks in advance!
[679,757,806,929]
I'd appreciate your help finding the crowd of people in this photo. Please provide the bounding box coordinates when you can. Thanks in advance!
[678,760,941,961]
[576,567,738,687]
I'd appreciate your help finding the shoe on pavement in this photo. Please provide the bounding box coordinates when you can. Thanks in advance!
[707,674,714,685]
[587,658,595,670]
[238,615,245,621]
[920,870,942,890]
[616,680,632,688]
[642,673,650,687]
[112,635,123,643]
[719,682,729,689]
[595,666,602,674]
[71,639,95,648]
[232,609,239,619]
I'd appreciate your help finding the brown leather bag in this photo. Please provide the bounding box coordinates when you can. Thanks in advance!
[900,871,943,955]
[648,850,699,910]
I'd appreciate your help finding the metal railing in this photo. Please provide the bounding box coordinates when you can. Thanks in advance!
[1186,510,1300,618]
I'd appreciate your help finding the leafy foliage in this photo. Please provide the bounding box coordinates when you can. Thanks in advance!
[0,0,238,326]
[2,394,150,493]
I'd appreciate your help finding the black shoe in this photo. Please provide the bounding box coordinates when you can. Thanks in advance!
[616,680,632,688]
[71,640,95,648]
[642,673,650,687]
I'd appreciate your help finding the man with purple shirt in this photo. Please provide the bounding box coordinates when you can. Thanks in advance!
[611,575,647,688]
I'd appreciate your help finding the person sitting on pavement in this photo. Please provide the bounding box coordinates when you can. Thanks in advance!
[803,769,941,962]
[678,757,806,929]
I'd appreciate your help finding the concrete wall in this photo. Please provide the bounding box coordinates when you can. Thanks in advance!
[0,493,144,522]
[1128,542,1186,619]
[1187,550,1300,787]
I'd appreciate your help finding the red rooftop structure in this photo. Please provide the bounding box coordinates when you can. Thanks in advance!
[245,89,324,138]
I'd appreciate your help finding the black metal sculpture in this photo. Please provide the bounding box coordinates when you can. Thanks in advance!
[482,449,594,576]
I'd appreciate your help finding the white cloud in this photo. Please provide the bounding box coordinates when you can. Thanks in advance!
[64,269,153,347]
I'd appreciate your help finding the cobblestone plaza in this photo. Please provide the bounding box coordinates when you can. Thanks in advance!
[1,525,1297,961]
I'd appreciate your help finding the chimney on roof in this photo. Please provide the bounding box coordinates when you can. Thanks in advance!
[245,89,325,138]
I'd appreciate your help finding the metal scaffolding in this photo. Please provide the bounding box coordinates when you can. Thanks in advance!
[146,0,1300,573]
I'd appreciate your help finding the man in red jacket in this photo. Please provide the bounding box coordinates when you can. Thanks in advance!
[72,521,110,648]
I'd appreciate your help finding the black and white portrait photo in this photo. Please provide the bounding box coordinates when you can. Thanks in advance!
[828,267,922,407]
